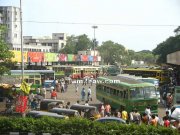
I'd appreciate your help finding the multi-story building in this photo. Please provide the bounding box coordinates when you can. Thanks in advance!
[23,33,67,52]
[0,6,21,49]
[0,6,66,53]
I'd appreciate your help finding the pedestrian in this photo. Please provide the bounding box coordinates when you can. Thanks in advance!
[163,116,170,127]
[36,87,41,95]
[75,84,79,93]
[99,103,105,117]
[167,93,173,108]
[61,83,65,93]
[141,113,149,125]
[28,91,34,107]
[85,100,89,106]
[150,114,157,127]
[41,86,46,99]
[87,87,92,101]
[145,105,151,119]
[81,88,86,101]
[121,107,128,121]
[105,103,111,117]
[51,89,57,100]
[65,101,71,109]
[132,108,141,124]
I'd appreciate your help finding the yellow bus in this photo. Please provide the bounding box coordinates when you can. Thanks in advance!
[51,65,101,79]
[122,68,171,85]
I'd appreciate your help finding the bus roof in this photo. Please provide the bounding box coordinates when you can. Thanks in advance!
[123,68,166,72]
[11,70,55,74]
[97,76,154,88]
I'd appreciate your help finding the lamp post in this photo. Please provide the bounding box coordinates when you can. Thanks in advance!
[20,0,24,82]
[92,26,98,57]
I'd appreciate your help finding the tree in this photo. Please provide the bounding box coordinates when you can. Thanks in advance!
[98,41,127,65]
[74,34,92,54]
[153,34,180,63]
[60,35,77,54]
[0,25,15,75]
[60,34,93,54]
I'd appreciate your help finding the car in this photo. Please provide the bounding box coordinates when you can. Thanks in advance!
[26,110,57,118]
[35,112,68,119]
[49,108,80,117]
[95,117,126,124]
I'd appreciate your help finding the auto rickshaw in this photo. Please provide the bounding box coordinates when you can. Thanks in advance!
[70,104,101,120]
[49,107,80,117]
[40,99,64,111]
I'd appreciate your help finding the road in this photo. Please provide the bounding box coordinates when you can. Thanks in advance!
[46,82,166,118]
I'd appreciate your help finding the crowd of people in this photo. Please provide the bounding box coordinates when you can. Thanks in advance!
[98,103,180,130]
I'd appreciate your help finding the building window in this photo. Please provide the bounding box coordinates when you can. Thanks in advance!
[59,37,64,40]
[48,43,52,46]
[14,33,17,38]
[61,43,64,48]
[42,43,46,46]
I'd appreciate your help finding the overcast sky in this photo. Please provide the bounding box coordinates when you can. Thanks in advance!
[1,0,180,51]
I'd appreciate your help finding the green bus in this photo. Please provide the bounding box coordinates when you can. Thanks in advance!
[173,86,180,108]
[96,76,158,114]
[10,70,55,90]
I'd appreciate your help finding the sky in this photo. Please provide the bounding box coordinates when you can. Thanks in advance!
[0,0,180,52]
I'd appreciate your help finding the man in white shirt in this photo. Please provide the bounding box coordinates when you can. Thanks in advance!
[87,87,92,101]
[41,87,46,99]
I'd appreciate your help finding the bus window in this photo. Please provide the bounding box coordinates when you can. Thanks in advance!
[130,88,144,99]
[113,89,116,95]
[175,90,180,104]
[35,80,40,84]
[144,87,156,99]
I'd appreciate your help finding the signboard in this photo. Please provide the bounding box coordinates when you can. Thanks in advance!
[44,53,59,62]
[28,52,44,62]
[11,50,28,62]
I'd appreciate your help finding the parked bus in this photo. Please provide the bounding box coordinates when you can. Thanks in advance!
[173,86,180,108]
[10,70,55,90]
[96,76,158,114]
[122,68,171,85]
[51,65,101,79]
[101,65,120,76]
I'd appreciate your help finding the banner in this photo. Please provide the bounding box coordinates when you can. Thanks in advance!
[98,56,101,61]
[15,96,28,113]
[28,52,44,62]
[67,54,74,61]
[44,53,59,62]
[88,55,93,62]
[59,54,67,61]
[81,55,88,62]
[11,50,28,62]
[93,56,98,62]
[76,55,81,61]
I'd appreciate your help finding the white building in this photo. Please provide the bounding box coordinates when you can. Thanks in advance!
[0,6,21,49]
[23,33,67,52]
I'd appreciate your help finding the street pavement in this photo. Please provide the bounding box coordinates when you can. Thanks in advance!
[46,82,166,118]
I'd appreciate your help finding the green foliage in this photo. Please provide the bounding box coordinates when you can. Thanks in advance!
[0,117,178,135]
[0,25,15,75]
[153,34,180,63]
[60,34,93,54]
[98,40,129,65]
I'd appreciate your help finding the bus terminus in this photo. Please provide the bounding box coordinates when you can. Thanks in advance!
[122,68,171,85]
[96,76,158,114]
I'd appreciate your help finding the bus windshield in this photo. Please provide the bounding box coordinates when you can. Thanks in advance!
[130,87,156,99]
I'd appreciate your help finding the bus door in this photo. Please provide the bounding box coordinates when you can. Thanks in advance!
[174,86,180,108]
[81,68,84,78]
[156,72,161,82]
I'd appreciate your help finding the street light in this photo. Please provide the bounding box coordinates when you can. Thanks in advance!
[92,25,98,56]
[20,0,24,82]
